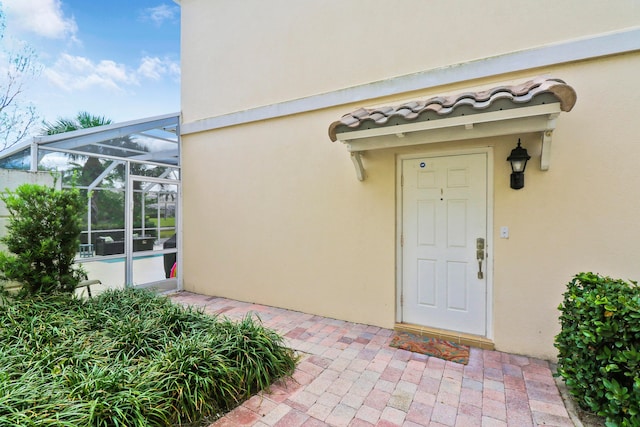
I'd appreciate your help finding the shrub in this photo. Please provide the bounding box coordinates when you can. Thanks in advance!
[0,288,298,426]
[0,183,86,295]
[555,272,640,427]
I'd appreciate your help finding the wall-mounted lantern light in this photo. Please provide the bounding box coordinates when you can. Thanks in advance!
[507,139,531,190]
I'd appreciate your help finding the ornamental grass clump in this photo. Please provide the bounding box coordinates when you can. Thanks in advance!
[0,288,297,426]
[555,272,640,427]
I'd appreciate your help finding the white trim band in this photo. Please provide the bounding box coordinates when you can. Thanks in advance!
[181,27,640,136]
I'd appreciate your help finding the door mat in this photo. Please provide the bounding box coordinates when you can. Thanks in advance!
[389,332,470,365]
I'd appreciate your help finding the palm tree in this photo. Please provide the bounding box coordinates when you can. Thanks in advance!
[41,112,151,230]
[42,111,112,135]
[42,112,113,191]
[40,112,162,240]
[42,113,113,228]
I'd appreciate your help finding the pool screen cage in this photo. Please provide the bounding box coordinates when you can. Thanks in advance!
[0,113,181,293]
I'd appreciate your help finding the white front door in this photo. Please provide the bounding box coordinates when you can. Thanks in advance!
[401,153,488,336]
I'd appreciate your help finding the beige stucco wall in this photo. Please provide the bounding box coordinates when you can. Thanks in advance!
[182,111,398,326]
[491,55,640,357]
[180,0,640,359]
[181,0,639,122]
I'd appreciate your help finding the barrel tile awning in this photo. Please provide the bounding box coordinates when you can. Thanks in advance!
[328,77,576,141]
[328,77,577,180]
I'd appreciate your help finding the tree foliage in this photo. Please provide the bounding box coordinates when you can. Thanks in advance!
[42,111,112,136]
[41,111,162,231]
[0,183,87,295]
[42,112,121,227]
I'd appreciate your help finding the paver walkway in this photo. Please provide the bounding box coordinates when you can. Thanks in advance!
[169,292,574,427]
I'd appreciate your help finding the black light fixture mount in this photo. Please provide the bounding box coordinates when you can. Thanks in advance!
[507,138,531,190]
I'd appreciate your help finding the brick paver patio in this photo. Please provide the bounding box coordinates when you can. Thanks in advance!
[169,292,574,427]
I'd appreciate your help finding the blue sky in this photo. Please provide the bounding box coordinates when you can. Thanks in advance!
[0,0,180,130]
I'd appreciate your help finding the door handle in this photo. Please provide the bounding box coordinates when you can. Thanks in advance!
[476,238,485,279]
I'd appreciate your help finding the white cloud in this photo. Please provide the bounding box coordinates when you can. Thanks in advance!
[137,56,163,80]
[44,53,137,92]
[137,56,180,81]
[44,53,180,92]
[142,4,178,26]
[95,60,131,83]
[2,0,78,40]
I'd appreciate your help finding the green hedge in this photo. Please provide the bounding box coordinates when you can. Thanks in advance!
[555,272,640,426]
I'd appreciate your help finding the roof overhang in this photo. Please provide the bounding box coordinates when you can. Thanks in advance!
[328,77,576,180]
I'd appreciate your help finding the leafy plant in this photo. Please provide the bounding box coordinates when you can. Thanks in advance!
[0,183,87,295]
[0,288,297,426]
[213,315,298,398]
[555,272,640,427]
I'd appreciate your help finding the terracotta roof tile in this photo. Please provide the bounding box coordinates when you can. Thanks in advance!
[328,77,576,141]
